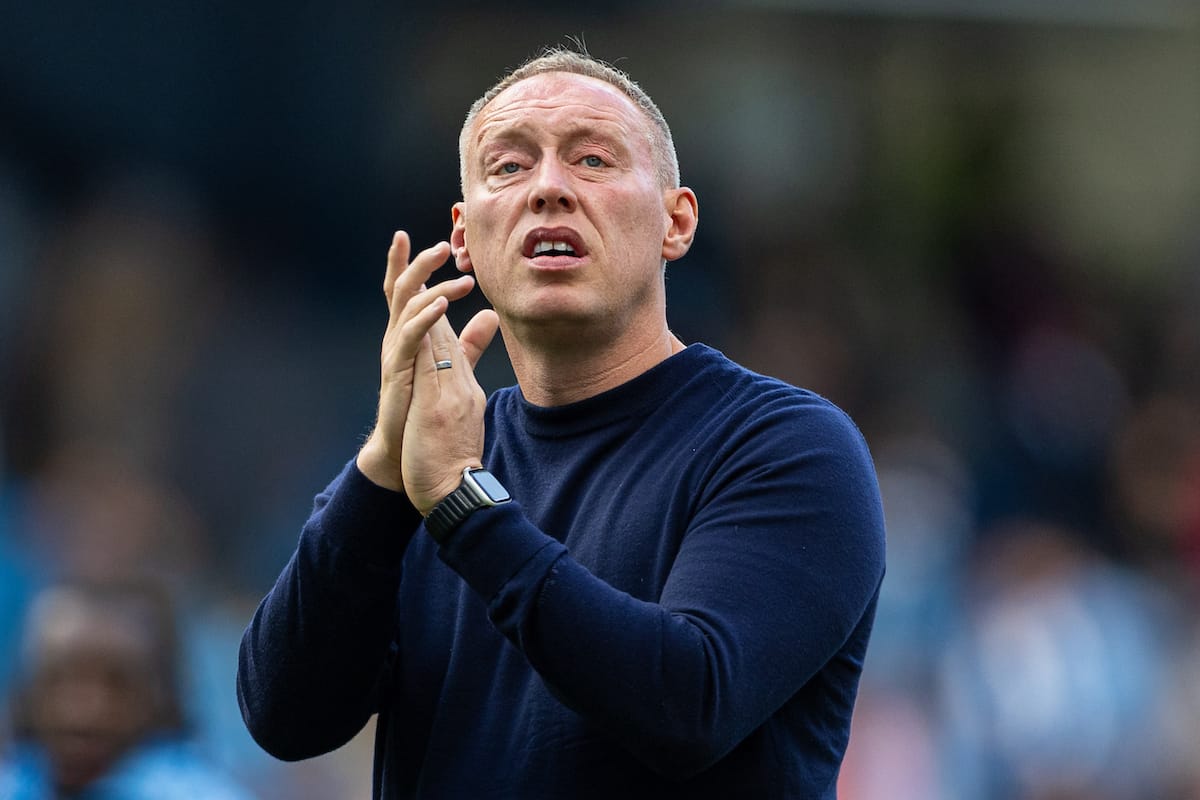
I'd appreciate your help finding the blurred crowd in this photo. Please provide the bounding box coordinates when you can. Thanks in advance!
[1,7,1198,799]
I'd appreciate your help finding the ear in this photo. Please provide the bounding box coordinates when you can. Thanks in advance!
[662,187,698,262]
[450,202,473,273]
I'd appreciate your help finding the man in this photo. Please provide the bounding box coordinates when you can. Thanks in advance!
[2,580,253,800]
[238,47,885,799]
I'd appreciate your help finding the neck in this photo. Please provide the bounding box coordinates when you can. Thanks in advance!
[503,318,686,407]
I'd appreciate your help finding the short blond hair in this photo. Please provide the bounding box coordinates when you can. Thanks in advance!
[459,47,680,191]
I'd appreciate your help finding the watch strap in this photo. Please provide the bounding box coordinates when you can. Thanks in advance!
[424,467,508,544]
[425,488,479,543]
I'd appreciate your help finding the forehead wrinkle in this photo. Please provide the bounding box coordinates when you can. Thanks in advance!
[476,120,633,158]
[475,103,636,150]
[474,74,645,139]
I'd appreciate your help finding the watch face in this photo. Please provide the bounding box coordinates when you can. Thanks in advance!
[470,469,511,503]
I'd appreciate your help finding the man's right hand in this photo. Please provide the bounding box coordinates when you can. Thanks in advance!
[357,231,476,493]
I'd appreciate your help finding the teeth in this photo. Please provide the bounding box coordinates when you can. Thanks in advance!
[533,240,575,256]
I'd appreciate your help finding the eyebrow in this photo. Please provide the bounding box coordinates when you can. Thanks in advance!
[476,119,633,156]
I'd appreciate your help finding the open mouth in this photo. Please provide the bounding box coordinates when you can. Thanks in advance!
[532,240,577,257]
[523,228,587,260]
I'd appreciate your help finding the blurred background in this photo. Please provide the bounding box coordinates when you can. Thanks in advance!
[1,1,1197,798]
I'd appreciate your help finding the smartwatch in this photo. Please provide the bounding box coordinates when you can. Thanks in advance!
[424,467,511,543]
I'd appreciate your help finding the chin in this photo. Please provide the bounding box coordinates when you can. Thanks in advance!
[506,291,604,324]
[508,303,614,338]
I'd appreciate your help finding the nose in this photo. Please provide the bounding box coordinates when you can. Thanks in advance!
[527,156,577,213]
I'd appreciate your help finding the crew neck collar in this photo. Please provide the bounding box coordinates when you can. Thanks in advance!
[515,343,714,439]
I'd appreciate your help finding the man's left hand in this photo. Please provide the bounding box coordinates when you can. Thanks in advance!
[401,287,499,516]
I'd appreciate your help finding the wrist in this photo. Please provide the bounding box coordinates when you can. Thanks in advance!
[356,438,405,493]
[423,467,511,543]
[413,462,483,516]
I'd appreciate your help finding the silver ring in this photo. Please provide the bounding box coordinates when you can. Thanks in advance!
[434,359,453,371]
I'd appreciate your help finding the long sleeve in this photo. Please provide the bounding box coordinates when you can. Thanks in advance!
[437,380,886,781]
[236,460,422,761]
[238,345,884,798]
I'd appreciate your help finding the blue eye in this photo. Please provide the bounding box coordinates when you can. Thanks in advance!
[582,155,606,168]
[501,162,521,174]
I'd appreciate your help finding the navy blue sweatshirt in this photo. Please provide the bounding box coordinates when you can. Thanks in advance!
[238,344,885,798]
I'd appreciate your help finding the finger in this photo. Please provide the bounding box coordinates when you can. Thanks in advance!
[396,241,452,303]
[395,294,450,368]
[459,309,500,370]
[386,277,475,378]
[429,330,457,383]
[411,324,457,400]
[399,276,475,330]
[383,230,410,308]
[388,241,452,332]
[426,274,476,352]
[411,330,440,398]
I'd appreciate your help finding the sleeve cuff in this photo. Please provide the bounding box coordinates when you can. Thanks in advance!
[318,459,425,569]
[435,501,567,603]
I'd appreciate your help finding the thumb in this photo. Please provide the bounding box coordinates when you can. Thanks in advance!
[459,309,500,370]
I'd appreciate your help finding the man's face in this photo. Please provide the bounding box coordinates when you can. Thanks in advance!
[453,72,692,341]
[26,608,159,793]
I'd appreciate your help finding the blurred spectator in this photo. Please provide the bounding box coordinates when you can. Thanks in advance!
[0,167,377,798]
[0,579,254,799]
[1109,393,1200,580]
[1,172,220,481]
[16,443,208,591]
[863,432,973,686]
[1160,611,1200,798]
[938,520,1172,800]
[837,431,973,800]
[0,508,38,746]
